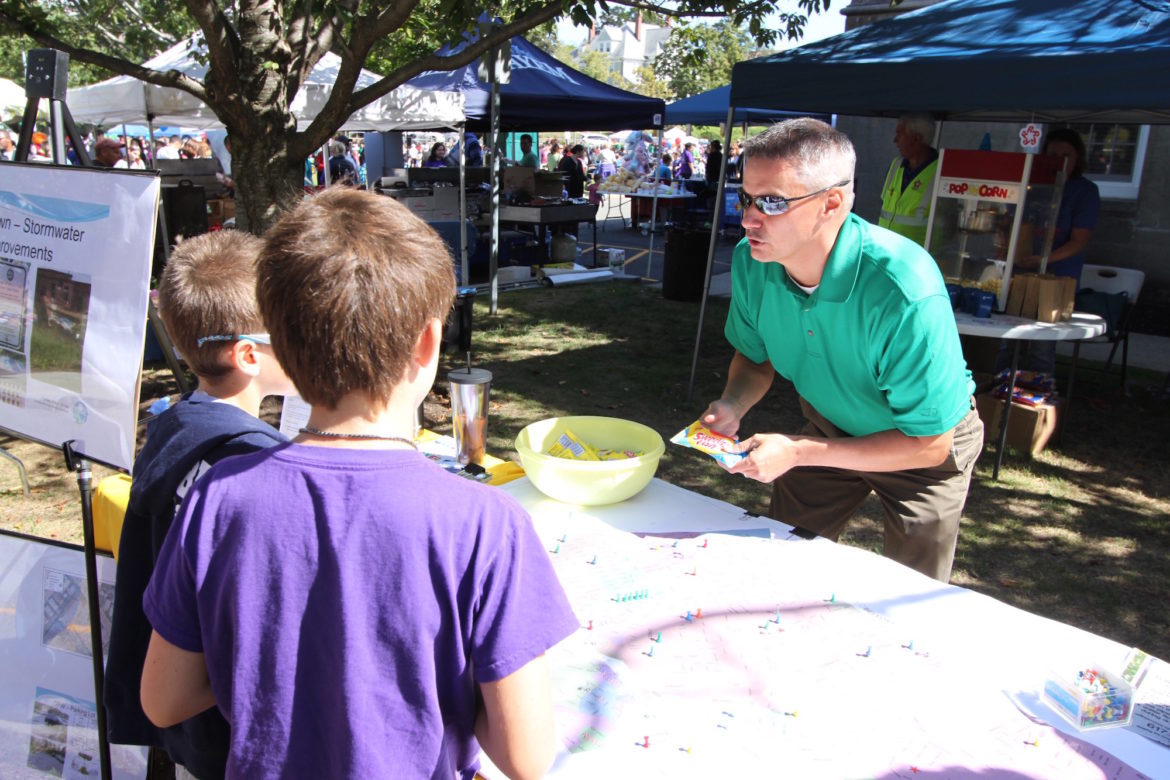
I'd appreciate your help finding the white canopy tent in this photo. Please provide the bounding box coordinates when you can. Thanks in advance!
[1,77,26,117]
[66,37,464,131]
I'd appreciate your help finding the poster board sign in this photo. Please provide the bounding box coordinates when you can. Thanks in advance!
[0,163,159,471]
[0,531,147,779]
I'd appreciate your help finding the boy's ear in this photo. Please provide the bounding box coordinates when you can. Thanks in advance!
[414,317,443,369]
[229,339,262,377]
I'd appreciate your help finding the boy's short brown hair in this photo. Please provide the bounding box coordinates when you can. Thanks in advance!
[258,188,455,409]
[157,230,266,379]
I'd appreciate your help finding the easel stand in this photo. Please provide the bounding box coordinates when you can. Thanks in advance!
[63,441,113,780]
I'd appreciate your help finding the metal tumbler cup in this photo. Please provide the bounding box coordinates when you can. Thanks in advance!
[448,367,492,466]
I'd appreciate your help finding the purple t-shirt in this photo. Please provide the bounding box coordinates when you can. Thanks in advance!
[144,442,578,779]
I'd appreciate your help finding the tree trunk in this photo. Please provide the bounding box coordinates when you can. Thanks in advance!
[231,127,305,236]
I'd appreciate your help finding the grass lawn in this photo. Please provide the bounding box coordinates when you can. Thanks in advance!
[3,280,1168,660]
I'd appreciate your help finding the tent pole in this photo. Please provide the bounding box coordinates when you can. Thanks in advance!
[458,123,469,286]
[687,106,736,402]
[644,125,666,278]
[145,116,156,170]
[488,58,502,316]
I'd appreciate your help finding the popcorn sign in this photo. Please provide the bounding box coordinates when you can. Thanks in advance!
[939,178,1020,202]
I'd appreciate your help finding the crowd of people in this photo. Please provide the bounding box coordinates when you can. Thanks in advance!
[0,127,224,167]
[397,131,739,186]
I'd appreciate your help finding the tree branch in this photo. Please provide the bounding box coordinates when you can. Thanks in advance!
[0,9,209,101]
[184,0,245,121]
[340,0,562,115]
[606,0,777,21]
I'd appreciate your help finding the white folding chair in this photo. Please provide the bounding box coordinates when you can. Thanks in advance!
[1072,264,1145,387]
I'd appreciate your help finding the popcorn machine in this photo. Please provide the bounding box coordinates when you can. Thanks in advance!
[923,149,1067,311]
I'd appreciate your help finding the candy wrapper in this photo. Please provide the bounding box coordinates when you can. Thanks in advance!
[546,429,643,461]
[546,428,600,460]
[597,448,644,461]
[670,420,746,468]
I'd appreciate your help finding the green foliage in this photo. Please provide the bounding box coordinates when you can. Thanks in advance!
[0,0,195,85]
[632,64,671,100]
[652,19,756,99]
[575,46,633,89]
[525,19,561,53]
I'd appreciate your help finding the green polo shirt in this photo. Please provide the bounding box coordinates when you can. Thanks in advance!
[725,213,973,438]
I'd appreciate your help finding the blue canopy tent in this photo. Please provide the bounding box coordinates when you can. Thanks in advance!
[688,0,1170,396]
[730,0,1170,123]
[407,34,664,131]
[407,28,666,311]
[665,85,817,127]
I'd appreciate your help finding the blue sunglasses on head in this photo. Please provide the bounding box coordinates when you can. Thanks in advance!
[195,333,271,347]
[738,179,851,216]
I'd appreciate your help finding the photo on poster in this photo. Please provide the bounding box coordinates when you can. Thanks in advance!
[0,257,29,352]
[27,688,99,779]
[41,568,113,660]
[30,268,92,395]
[0,258,30,408]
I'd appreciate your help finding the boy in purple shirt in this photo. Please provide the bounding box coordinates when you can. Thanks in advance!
[141,188,578,779]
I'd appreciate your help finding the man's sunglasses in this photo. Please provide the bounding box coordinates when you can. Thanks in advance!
[738,180,851,216]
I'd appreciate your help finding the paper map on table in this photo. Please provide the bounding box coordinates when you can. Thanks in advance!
[1123,649,1170,748]
[535,512,1153,779]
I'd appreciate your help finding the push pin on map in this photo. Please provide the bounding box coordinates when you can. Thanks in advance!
[826,593,837,604]
[695,608,702,619]
[559,534,567,543]
[684,611,693,622]
[654,631,662,643]
[552,544,560,554]
[586,620,593,630]
[858,645,872,658]
[902,640,914,650]
[784,710,798,718]
[643,736,650,749]
[590,554,598,565]
[1024,738,1040,747]
[701,539,708,548]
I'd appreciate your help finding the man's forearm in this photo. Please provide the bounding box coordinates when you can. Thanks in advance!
[791,427,953,473]
[721,352,775,417]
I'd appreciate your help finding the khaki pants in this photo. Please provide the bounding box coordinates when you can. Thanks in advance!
[770,397,983,582]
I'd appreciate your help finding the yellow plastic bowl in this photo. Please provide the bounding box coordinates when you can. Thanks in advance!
[515,416,665,506]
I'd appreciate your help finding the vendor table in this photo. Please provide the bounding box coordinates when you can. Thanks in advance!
[627,191,698,232]
[499,203,599,266]
[954,311,1106,479]
[481,477,1167,779]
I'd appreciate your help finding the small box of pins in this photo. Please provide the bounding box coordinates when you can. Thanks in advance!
[1042,664,1134,730]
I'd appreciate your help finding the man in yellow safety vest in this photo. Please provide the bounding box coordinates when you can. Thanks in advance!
[878,114,938,247]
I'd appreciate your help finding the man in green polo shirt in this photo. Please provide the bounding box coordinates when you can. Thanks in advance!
[702,118,982,582]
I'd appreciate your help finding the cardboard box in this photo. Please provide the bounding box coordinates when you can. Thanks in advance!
[400,195,433,219]
[535,171,566,198]
[206,198,235,225]
[975,393,1060,457]
[503,167,535,198]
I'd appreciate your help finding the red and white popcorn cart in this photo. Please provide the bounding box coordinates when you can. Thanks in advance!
[924,149,1067,310]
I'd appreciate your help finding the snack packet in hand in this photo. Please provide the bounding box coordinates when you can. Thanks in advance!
[670,420,746,467]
